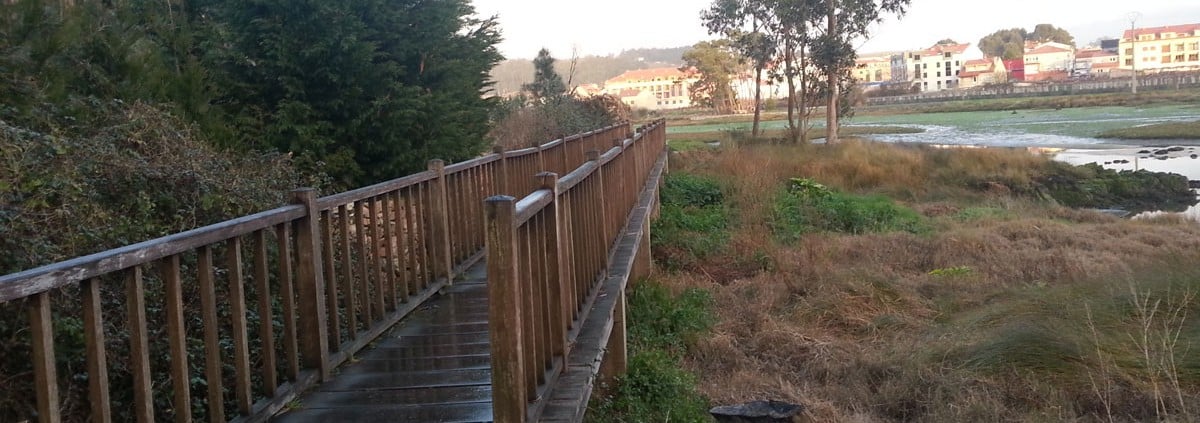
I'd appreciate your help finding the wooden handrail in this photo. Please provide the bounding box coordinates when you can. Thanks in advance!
[0,120,639,423]
[485,119,668,422]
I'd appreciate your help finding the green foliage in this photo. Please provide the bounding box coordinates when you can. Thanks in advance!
[682,39,743,114]
[653,173,730,268]
[929,266,974,277]
[523,48,567,101]
[772,178,926,242]
[206,0,503,186]
[628,283,716,354]
[979,24,1074,60]
[954,207,1013,221]
[1038,162,1198,213]
[591,282,714,423]
[662,173,726,207]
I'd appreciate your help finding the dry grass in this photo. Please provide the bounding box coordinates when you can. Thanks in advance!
[657,141,1200,422]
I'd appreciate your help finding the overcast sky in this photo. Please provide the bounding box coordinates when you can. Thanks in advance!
[471,0,1200,60]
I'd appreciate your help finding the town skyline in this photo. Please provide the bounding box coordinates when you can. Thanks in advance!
[472,0,1200,60]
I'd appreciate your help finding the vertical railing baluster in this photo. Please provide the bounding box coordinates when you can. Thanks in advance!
[30,291,60,423]
[227,238,253,415]
[252,232,277,397]
[197,245,225,421]
[276,223,300,381]
[82,278,111,423]
[127,266,154,422]
[383,193,398,308]
[321,210,341,346]
[368,197,385,317]
[354,200,371,324]
[428,160,453,283]
[161,255,192,423]
[338,205,357,336]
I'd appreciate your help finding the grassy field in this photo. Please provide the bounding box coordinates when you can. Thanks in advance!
[606,139,1200,422]
[1098,120,1200,140]
[666,126,923,151]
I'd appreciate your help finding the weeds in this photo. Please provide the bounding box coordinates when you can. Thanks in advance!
[591,282,714,423]
[649,138,1200,422]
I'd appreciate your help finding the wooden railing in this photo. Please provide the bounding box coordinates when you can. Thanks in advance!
[0,122,633,423]
[485,119,667,422]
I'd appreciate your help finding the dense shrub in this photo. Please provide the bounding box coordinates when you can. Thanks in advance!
[772,178,926,242]
[591,282,714,423]
[652,173,730,269]
[1037,162,1198,213]
[0,101,311,422]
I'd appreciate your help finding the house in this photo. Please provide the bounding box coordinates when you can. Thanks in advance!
[602,67,698,110]
[1073,49,1119,77]
[1023,41,1075,76]
[910,42,971,92]
[1119,23,1200,73]
[572,83,603,97]
[853,55,893,83]
[958,57,1007,88]
[1003,59,1026,81]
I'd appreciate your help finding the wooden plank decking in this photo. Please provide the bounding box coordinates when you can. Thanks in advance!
[272,263,495,423]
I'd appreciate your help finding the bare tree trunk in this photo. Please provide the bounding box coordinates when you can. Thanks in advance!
[825,0,839,144]
[799,43,809,145]
[752,17,763,138]
[785,36,798,144]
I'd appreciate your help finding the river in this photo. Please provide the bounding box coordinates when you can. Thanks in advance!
[851,105,1200,221]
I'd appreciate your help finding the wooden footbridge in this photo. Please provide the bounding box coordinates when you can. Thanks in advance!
[0,120,668,422]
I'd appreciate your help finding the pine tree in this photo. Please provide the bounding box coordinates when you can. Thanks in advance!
[523,48,567,102]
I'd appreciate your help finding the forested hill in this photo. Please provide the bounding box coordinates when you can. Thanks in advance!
[491,46,689,96]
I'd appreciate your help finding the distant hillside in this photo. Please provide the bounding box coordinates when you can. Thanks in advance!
[491,46,690,96]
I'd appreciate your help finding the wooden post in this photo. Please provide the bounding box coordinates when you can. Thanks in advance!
[486,195,527,423]
[428,160,455,283]
[599,290,628,391]
[290,188,331,379]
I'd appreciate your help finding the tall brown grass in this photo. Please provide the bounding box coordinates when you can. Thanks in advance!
[660,140,1200,422]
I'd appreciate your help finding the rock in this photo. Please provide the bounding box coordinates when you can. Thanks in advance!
[1191,180,1200,189]
[1138,150,1152,154]
[1114,160,1129,164]
[1154,150,1169,155]
[1191,154,1198,159]
[1104,161,1112,165]
[1168,146,1186,152]
[711,400,807,423]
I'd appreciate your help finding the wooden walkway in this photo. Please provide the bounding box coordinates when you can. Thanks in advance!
[0,120,665,423]
[273,262,495,423]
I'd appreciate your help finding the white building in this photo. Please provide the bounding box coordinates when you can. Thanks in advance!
[910,42,971,92]
[1023,41,1075,78]
[1119,23,1200,73]
[603,68,698,110]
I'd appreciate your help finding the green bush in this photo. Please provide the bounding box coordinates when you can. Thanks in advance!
[772,178,926,242]
[591,281,714,423]
[653,173,729,269]
[1038,162,1197,213]
[592,350,711,423]
[662,173,724,208]
[628,283,715,354]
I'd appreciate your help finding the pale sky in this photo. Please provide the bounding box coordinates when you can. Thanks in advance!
[470,0,1200,60]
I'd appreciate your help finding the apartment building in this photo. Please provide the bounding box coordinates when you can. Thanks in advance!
[603,68,698,110]
[854,55,893,83]
[910,42,971,92]
[1119,23,1200,73]
[1024,41,1075,76]
[1073,49,1119,77]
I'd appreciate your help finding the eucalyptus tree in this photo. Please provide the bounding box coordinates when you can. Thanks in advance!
[702,0,777,136]
[811,0,909,142]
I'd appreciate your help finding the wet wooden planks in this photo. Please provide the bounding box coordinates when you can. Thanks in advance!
[273,263,494,423]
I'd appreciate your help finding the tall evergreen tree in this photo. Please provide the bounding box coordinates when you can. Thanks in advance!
[523,48,567,102]
[204,0,502,186]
